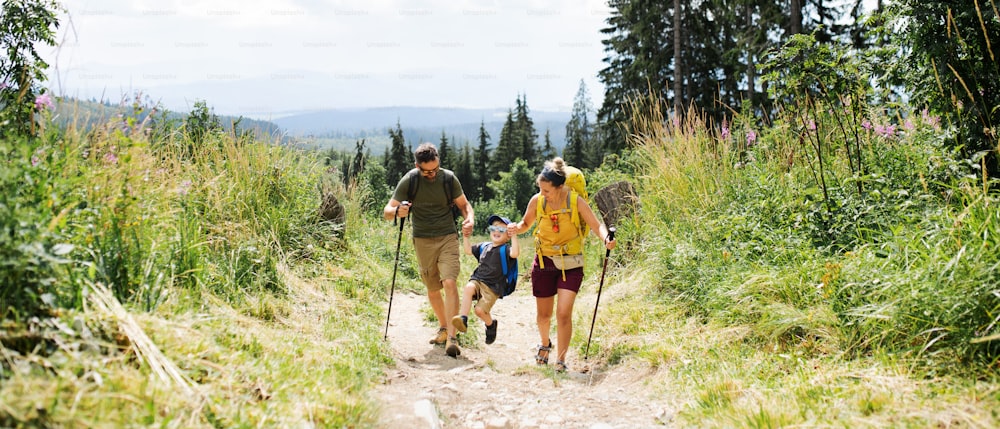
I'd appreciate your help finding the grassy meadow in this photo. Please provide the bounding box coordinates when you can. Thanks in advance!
[2,90,1000,428]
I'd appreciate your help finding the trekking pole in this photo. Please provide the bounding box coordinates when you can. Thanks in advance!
[384,206,407,340]
[585,227,615,360]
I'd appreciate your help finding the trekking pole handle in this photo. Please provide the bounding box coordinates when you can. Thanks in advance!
[394,201,410,226]
[605,227,616,257]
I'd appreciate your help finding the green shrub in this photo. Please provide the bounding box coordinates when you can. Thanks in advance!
[0,135,84,319]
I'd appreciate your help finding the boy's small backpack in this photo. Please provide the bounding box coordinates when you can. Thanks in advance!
[474,242,518,298]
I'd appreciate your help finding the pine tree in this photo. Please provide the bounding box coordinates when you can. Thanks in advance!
[350,138,367,184]
[564,80,593,168]
[514,94,539,165]
[385,121,411,188]
[455,142,475,202]
[439,131,451,168]
[540,128,558,161]
[474,121,493,202]
[492,110,519,182]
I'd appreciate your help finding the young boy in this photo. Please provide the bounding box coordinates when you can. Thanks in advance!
[452,214,519,344]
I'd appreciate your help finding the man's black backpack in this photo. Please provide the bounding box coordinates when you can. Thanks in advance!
[406,168,461,223]
[472,243,518,298]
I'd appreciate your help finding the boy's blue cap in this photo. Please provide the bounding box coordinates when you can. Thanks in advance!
[486,214,511,225]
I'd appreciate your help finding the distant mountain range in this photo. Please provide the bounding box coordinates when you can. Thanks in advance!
[52,98,573,154]
[272,106,572,153]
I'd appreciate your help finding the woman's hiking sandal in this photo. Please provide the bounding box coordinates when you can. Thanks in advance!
[535,341,552,365]
[554,360,568,373]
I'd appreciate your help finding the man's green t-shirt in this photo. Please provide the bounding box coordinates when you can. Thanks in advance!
[392,169,464,238]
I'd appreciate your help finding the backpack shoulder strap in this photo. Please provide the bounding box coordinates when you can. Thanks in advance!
[569,190,583,232]
[499,243,508,276]
[406,168,420,201]
[443,170,454,203]
[535,195,545,225]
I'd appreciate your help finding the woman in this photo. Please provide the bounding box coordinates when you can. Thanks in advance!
[508,157,615,372]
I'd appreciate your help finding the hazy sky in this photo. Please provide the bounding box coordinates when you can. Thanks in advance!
[46,0,612,118]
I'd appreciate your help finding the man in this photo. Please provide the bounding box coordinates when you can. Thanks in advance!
[383,142,474,357]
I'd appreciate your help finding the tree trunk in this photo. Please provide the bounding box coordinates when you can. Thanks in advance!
[746,3,756,110]
[791,0,803,35]
[673,0,682,113]
[319,185,346,238]
[593,181,640,229]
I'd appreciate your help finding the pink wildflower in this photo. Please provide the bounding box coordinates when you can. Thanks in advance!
[721,119,730,140]
[178,180,193,196]
[862,120,872,130]
[746,130,757,146]
[34,93,53,111]
[921,108,941,129]
[808,120,816,131]
[874,124,896,138]
[904,119,915,131]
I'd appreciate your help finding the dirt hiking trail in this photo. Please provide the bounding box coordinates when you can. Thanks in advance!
[375,289,675,429]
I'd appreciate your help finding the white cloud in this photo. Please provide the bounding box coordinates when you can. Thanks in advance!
[47,0,611,115]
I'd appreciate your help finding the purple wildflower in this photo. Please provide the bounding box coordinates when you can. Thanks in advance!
[746,130,757,146]
[721,119,730,140]
[874,124,896,138]
[35,93,53,111]
[904,119,915,131]
[103,152,118,165]
[178,180,193,196]
[807,120,816,131]
[31,156,40,167]
[921,108,941,129]
[862,120,872,130]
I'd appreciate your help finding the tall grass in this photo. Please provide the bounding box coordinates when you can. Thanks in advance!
[1,101,389,427]
[627,79,1000,371]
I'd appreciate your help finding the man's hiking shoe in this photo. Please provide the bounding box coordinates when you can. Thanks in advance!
[445,337,461,358]
[429,327,447,345]
[451,315,468,333]
[485,319,498,345]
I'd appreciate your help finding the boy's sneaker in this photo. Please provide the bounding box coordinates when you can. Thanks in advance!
[485,319,498,345]
[451,315,468,333]
[446,337,461,357]
[428,327,447,345]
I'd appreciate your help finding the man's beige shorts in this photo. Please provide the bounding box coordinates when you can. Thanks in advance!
[413,233,460,292]
[468,279,499,314]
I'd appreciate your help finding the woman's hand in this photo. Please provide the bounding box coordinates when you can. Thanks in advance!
[506,222,519,237]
